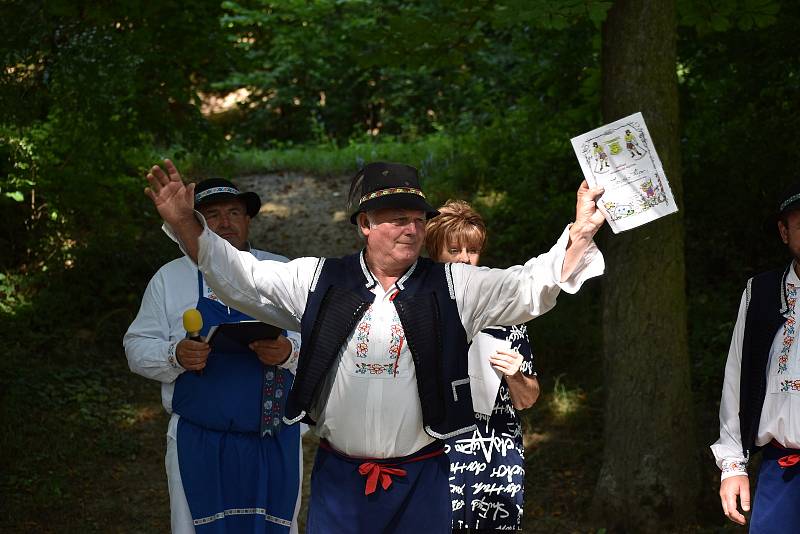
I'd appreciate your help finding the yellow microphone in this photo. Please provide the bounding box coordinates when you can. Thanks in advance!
[182,309,204,341]
[182,309,204,375]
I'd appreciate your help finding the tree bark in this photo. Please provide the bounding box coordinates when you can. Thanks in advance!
[592,0,699,530]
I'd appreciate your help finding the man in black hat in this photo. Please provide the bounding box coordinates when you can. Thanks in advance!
[144,159,606,533]
[125,177,305,534]
[712,183,800,529]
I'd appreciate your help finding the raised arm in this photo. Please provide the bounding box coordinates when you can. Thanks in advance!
[453,181,606,339]
[145,159,203,262]
[562,180,606,280]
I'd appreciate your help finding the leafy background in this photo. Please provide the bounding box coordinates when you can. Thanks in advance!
[1,0,796,531]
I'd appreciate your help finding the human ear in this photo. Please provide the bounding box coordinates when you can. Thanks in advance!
[358,213,371,235]
[779,220,790,245]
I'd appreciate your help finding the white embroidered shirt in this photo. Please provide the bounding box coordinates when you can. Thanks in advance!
[711,264,800,480]
[176,219,605,458]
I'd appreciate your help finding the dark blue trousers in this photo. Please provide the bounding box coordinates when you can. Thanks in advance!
[750,442,800,533]
[307,440,451,534]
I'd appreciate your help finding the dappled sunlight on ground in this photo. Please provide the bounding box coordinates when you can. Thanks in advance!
[237,172,362,260]
[523,430,552,449]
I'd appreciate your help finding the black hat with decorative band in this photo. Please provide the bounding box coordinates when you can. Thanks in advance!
[194,178,261,218]
[779,182,800,218]
[348,162,439,224]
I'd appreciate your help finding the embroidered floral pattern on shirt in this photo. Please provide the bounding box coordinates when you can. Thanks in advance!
[168,342,180,368]
[721,458,748,474]
[353,308,405,377]
[780,379,800,392]
[355,362,397,375]
[778,283,797,374]
[355,305,373,359]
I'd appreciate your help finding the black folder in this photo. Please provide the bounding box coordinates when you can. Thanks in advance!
[206,321,282,354]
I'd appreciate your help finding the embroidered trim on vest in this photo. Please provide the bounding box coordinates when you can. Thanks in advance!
[746,277,753,312]
[359,251,376,288]
[445,263,456,300]
[778,283,796,374]
[780,264,791,315]
[193,508,292,527]
[424,423,478,440]
[283,411,306,425]
[310,258,326,293]
[396,259,418,290]
[451,377,470,401]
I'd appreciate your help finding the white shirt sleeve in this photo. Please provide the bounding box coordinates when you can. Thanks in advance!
[452,225,605,341]
[195,224,318,331]
[710,290,750,480]
[123,269,186,383]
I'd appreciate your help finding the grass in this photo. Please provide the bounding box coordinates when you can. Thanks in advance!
[181,134,458,182]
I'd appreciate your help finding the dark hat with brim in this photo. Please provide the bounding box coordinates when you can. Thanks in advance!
[348,162,439,224]
[194,178,261,218]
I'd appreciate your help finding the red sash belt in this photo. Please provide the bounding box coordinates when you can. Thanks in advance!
[771,439,800,468]
[319,439,444,495]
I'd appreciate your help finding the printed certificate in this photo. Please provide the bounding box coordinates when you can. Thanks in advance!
[571,111,678,233]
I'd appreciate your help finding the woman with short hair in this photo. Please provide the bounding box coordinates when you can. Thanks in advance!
[426,200,540,532]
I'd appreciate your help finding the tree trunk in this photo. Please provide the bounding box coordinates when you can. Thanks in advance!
[592,0,699,530]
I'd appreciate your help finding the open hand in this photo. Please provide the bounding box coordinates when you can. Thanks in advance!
[145,159,195,227]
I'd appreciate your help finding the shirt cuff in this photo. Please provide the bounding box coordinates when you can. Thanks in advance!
[552,224,606,294]
[279,332,301,374]
[720,458,748,481]
[167,341,186,372]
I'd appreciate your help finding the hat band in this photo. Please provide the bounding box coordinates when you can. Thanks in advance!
[781,193,800,212]
[195,186,240,203]
[359,187,426,205]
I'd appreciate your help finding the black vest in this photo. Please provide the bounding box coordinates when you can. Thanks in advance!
[739,263,792,458]
[283,252,477,440]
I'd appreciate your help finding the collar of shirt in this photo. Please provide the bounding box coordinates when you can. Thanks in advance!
[359,249,419,296]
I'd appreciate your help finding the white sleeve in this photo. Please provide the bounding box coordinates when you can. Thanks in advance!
[123,271,185,383]
[452,225,605,340]
[710,289,750,480]
[195,225,318,331]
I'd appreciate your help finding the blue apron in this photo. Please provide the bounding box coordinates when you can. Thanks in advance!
[172,270,301,533]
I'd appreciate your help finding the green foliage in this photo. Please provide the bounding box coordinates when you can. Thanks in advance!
[0,0,797,528]
[679,1,797,400]
[678,0,780,32]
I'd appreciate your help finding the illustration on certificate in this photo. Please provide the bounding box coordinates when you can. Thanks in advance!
[571,112,678,233]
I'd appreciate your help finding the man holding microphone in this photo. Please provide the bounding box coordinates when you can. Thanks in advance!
[125,178,303,533]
